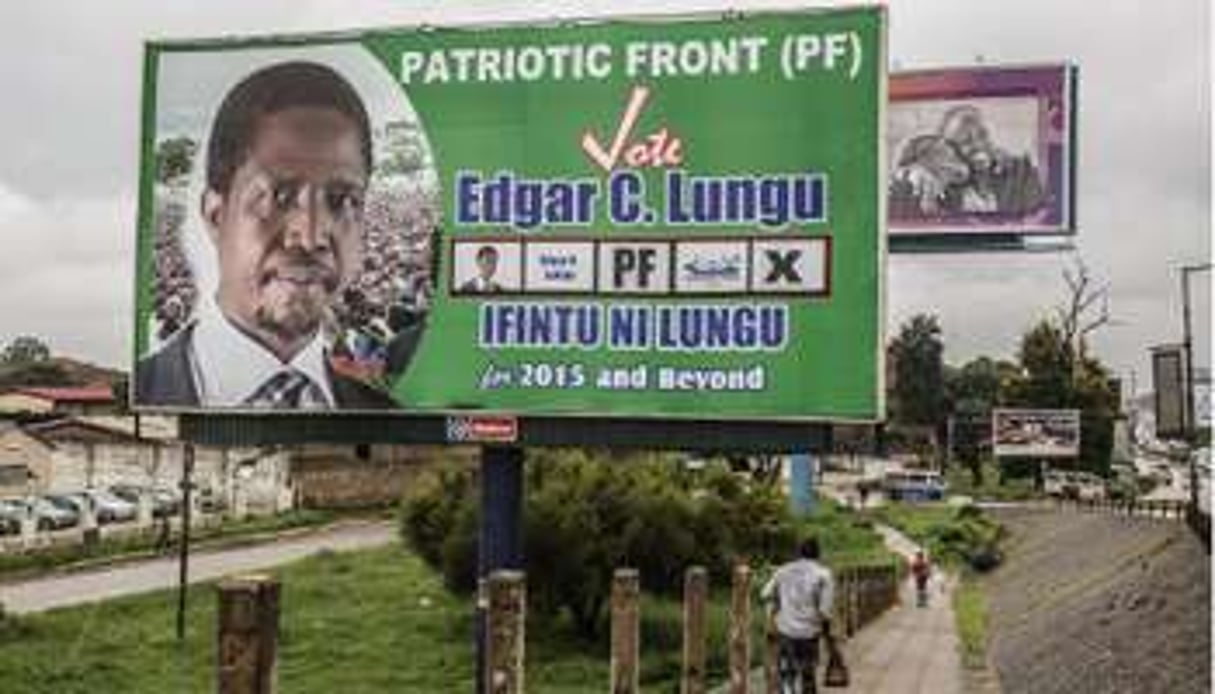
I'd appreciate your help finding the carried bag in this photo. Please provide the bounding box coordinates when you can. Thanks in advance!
[822,634,850,688]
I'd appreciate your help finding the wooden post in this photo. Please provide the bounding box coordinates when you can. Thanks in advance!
[611,568,640,694]
[764,608,779,694]
[217,574,279,694]
[729,563,752,694]
[682,567,708,694]
[485,570,526,694]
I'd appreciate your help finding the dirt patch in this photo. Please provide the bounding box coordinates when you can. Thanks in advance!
[984,508,1209,694]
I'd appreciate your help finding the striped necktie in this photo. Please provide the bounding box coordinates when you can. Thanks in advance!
[244,370,326,409]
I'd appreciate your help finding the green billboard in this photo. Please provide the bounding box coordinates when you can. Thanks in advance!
[133,6,885,423]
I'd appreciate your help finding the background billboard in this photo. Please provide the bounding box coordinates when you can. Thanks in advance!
[993,408,1081,458]
[888,64,1075,236]
[1152,344,1187,440]
[133,8,885,423]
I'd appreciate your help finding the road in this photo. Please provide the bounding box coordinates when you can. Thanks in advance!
[0,520,396,614]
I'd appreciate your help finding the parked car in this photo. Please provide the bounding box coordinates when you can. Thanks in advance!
[109,484,182,518]
[34,496,79,530]
[69,489,138,524]
[1044,470,1106,501]
[883,469,946,502]
[0,497,24,535]
[1193,447,1211,515]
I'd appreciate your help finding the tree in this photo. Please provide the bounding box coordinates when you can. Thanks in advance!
[1010,319,1118,478]
[0,360,72,388]
[947,356,1007,413]
[946,356,1015,485]
[1,335,50,364]
[1015,320,1072,407]
[155,136,197,184]
[889,314,947,440]
[1055,257,1112,369]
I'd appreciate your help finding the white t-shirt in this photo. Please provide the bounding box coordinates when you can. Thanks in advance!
[761,558,835,639]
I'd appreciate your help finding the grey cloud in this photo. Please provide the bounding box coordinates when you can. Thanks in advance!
[0,0,1208,387]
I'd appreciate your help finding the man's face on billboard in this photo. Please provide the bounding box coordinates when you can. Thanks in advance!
[203,106,366,359]
[476,248,499,279]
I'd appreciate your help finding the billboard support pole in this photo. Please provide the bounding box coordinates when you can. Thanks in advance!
[176,441,194,642]
[789,453,815,516]
[477,446,524,693]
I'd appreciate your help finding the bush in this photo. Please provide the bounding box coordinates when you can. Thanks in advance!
[872,503,1005,573]
[400,469,473,571]
[400,450,804,638]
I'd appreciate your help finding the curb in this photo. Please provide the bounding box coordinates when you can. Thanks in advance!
[0,515,394,586]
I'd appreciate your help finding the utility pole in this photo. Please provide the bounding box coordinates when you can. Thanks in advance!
[1180,263,1211,519]
[1180,263,1211,442]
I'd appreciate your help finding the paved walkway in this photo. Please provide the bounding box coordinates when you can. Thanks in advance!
[840,524,963,694]
[713,523,965,693]
[0,520,396,614]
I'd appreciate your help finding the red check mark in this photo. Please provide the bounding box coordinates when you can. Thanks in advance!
[581,85,651,172]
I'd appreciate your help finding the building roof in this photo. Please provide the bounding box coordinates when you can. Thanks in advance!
[14,386,115,404]
[23,416,142,445]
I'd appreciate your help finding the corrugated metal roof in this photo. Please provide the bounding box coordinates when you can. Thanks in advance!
[15,386,115,403]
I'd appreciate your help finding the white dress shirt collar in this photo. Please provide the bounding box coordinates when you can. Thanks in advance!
[190,293,334,407]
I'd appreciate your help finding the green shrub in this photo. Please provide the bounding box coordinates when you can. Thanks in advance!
[400,469,473,569]
[400,450,807,638]
[872,503,1005,572]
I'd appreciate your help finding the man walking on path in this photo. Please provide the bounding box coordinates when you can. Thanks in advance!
[762,536,836,694]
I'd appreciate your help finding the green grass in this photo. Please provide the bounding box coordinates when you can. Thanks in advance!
[0,541,788,693]
[0,509,344,580]
[0,515,890,694]
[945,459,1039,502]
[867,502,1004,571]
[803,496,900,569]
[867,503,957,549]
[952,575,989,670]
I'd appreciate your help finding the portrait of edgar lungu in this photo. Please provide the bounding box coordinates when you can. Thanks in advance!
[136,47,439,411]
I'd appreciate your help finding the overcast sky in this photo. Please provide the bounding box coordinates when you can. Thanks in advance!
[0,0,1208,395]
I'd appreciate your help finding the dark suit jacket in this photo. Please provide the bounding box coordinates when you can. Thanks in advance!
[135,324,419,410]
[458,278,503,293]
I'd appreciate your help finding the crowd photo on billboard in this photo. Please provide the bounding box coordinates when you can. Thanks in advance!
[135,45,439,411]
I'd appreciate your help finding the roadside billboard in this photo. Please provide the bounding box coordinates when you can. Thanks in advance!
[132,7,886,426]
[1152,344,1187,439]
[992,408,1080,458]
[888,64,1076,236]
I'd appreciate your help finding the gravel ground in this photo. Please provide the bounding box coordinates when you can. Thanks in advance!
[984,508,1210,694]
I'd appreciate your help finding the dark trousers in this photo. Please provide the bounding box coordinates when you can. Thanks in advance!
[778,634,820,694]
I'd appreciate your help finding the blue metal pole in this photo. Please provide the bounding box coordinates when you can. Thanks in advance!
[476,445,524,693]
[790,453,815,516]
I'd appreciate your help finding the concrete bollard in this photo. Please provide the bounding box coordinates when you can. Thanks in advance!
[729,563,752,694]
[233,483,249,521]
[217,574,280,694]
[485,570,526,694]
[137,492,154,528]
[80,495,99,552]
[19,499,37,549]
[611,568,640,694]
[682,567,708,694]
